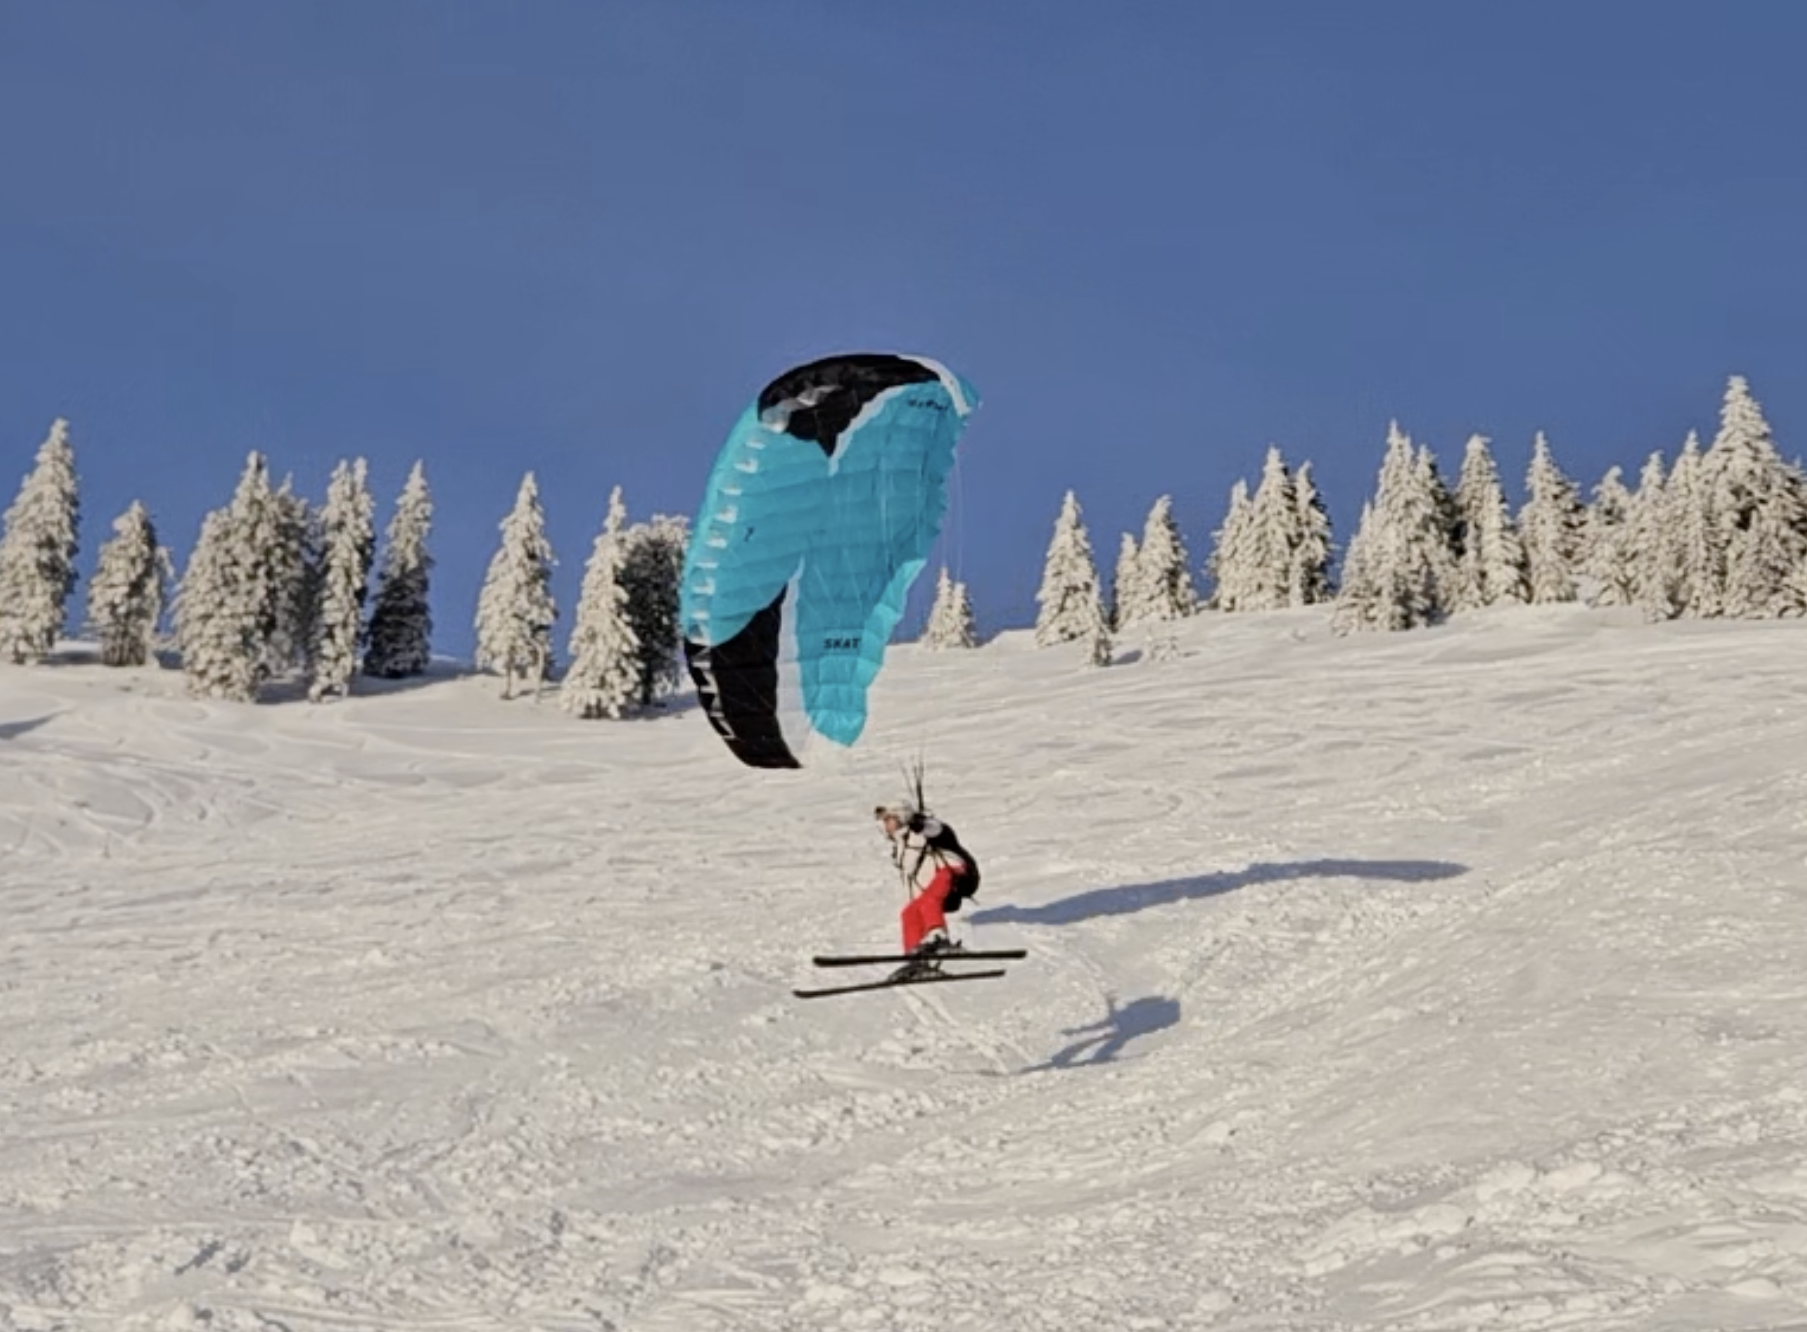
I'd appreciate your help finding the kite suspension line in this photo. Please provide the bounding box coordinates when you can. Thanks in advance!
[894,749,934,906]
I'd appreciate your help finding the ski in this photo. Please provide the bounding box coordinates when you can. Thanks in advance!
[812,948,1026,968]
[792,968,1009,1000]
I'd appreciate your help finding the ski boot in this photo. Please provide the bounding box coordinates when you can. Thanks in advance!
[888,931,960,983]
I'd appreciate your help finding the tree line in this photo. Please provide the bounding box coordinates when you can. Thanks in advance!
[0,440,688,717]
[1,374,1798,706]
[1011,374,1805,663]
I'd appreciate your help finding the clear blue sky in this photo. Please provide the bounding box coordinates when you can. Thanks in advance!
[4,1,1805,655]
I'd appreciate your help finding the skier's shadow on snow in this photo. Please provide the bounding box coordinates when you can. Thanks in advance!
[969,858,1467,929]
[1023,994,1182,1073]
[0,713,57,741]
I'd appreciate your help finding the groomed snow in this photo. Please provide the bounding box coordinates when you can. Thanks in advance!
[4,605,1807,1330]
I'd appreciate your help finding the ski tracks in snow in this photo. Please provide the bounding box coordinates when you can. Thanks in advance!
[8,615,1807,1328]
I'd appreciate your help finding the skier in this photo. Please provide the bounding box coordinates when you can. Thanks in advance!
[874,802,981,978]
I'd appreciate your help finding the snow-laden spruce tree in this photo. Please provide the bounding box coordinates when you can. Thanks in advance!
[86,500,169,666]
[1725,489,1807,618]
[1704,375,1796,531]
[1662,433,1722,618]
[1079,602,1113,666]
[175,506,264,701]
[1289,461,1335,606]
[364,461,435,678]
[1110,532,1140,630]
[475,471,558,698]
[1128,490,1193,659]
[1788,555,1807,614]
[1580,464,1629,563]
[174,452,289,699]
[307,459,376,702]
[1703,375,1807,618]
[1414,441,1464,611]
[1330,502,1394,633]
[1382,425,1457,624]
[922,564,979,648]
[1123,494,1196,623]
[620,513,689,705]
[0,418,80,664]
[1332,423,1452,631]
[1519,432,1585,603]
[1627,452,1677,621]
[1213,453,1336,612]
[1232,447,1301,612]
[1034,490,1110,663]
[1582,465,1638,607]
[262,475,317,682]
[1451,433,1528,610]
[561,485,640,719]
[1205,480,1253,610]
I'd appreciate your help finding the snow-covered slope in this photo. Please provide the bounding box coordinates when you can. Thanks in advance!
[5,607,1807,1331]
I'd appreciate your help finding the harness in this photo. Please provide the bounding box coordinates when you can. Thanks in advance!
[891,813,981,910]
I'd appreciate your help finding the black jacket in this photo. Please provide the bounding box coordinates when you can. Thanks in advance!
[893,811,981,911]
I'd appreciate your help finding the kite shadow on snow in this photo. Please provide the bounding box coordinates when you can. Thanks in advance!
[969,858,1469,929]
[1022,993,1182,1073]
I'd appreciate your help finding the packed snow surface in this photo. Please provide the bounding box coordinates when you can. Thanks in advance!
[5,606,1807,1330]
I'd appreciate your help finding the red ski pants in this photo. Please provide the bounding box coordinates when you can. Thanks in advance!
[900,865,957,952]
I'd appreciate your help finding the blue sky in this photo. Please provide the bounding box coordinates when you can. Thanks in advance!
[4,1,1805,654]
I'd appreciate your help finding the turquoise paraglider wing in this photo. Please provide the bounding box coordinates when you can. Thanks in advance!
[680,353,979,768]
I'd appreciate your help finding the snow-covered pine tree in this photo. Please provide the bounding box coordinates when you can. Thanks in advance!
[1726,492,1807,618]
[0,418,80,664]
[1205,480,1253,610]
[475,471,558,698]
[1704,375,1795,533]
[1703,375,1807,618]
[1330,501,1391,634]
[1451,433,1528,610]
[1627,452,1677,622]
[1341,422,1453,631]
[1110,532,1140,630]
[1128,494,1196,622]
[561,485,640,719]
[1082,604,1113,667]
[1580,464,1629,563]
[175,452,314,700]
[364,460,435,678]
[1582,465,1638,607]
[1788,556,1807,616]
[1289,461,1334,606]
[1518,432,1585,604]
[307,459,377,701]
[1034,490,1110,657]
[619,513,689,705]
[175,507,264,701]
[175,454,289,700]
[1232,447,1300,612]
[86,500,168,666]
[922,564,979,648]
[259,472,315,682]
[1663,432,1722,618]
[1414,443,1465,611]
